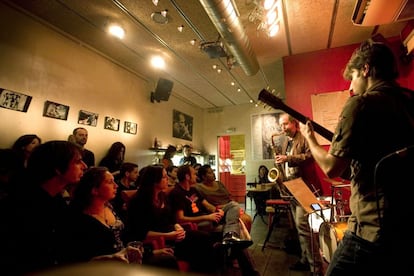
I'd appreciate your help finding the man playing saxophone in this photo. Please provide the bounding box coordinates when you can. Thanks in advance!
[272,112,323,275]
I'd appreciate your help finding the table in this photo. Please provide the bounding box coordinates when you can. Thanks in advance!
[246,184,275,224]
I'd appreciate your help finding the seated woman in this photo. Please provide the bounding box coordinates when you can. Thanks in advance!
[68,167,178,270]
[125,165,222,274]
[98,142,126,175]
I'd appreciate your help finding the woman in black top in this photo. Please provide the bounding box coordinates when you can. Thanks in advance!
[125,165,222,274]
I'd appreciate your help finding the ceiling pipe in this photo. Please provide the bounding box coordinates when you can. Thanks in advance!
[198,0,260,76]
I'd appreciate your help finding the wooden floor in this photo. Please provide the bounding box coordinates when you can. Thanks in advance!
[223,201,317,276]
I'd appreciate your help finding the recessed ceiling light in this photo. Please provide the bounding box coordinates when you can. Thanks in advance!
[190,39,197,45]
[108,25,125,39]
[151,56,165,69]
[231,82,235,86]
[177,25,184,32]
[212,64,217,69]
[152,0,159,6]
[237,88,241,92]
[217,68,222,73]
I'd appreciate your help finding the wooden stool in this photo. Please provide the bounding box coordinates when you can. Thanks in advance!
[262,199,293,251]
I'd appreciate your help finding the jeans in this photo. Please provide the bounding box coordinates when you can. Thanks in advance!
[326,231,390,275]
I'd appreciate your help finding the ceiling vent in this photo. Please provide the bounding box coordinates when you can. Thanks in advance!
[200,40,228,58]
[352,0,414,26]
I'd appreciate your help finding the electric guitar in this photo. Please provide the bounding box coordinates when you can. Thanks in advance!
[258,88,334,141]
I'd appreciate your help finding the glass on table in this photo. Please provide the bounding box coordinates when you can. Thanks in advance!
[127,241,144,264]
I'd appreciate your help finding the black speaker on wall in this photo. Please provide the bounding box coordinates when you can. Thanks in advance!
[151,78,173,103]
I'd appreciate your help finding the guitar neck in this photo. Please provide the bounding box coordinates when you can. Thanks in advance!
[258,89,334,141]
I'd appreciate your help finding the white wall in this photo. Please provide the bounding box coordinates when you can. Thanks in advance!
[0,2,284,182]
[0,3,203,167]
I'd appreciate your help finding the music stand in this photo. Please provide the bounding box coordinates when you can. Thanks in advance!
[282,177,320,214]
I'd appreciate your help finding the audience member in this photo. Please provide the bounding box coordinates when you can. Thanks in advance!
[125,165,222,274]
[179,144,197,166]
[169,165,258,276]
[69,166,178,269]
[2,140,87,275]
[72,127,95,167]
[192,163,202,183]
[257,165,269,184]
[99,141,126,175]
[11,134,41,169]
[195,164,253,246]
[111,162,139,222]
[166,165,178,193]
[161,145,176,168]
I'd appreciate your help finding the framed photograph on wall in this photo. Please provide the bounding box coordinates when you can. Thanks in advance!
[124,121,137,135]
[43,100,70,120]
[78,110,98,127]
[0,88,32,112]
[172,109,193,141]
[251,112,286,160]
[104,116,120,131]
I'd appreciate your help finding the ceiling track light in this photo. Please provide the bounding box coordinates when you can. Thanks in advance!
[190,39,197,45]
[161,9,168,17]
[177,25,184,32]
[152,0,159,6]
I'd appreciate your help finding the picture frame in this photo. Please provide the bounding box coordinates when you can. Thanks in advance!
[0,88,32,112]
[104,116,120,131]
[251,112,285,160]
[78,110,99,127]
[124,121,137,135]
[172,109,193,141]
[43,100,70,120]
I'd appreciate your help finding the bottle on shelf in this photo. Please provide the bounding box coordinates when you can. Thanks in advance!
[153,137,158,148]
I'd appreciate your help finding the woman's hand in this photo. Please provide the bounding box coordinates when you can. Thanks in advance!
[90,248,129,263]
[174,229,186,242]
[208,212,223,223]
[153,247,174,256]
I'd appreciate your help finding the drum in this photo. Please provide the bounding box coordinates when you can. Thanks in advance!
[318,221,348,263]
[308,196,334,232]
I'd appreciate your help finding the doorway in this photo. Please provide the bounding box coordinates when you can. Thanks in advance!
[217,134,246,203]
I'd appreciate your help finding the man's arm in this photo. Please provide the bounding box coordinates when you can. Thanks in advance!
[175,209,222,224]
[300,121,350,178]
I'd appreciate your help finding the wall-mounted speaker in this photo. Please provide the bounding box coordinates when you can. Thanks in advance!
[151,78,173,102]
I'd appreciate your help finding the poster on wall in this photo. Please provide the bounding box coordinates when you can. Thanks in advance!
[311,90,349,145]
[104,116,120,131]
[43,100,70,120]
[124,121,137,135]
[172,109,193,141]
[78,110,98,126]
[0,88,32,112]
[251,112,286,160]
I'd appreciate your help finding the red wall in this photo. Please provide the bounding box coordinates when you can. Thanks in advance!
[283,36,414,196]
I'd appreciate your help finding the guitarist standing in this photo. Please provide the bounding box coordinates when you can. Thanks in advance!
[300,39,414,275]
[275,112,323,275]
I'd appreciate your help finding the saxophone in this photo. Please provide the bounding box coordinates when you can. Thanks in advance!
[268,132,286,182]
[268,132,291,197]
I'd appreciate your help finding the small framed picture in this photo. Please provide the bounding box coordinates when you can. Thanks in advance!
[104,116,120,131]
[43,100,70,120]
[78,110,98,127]
[0,88,32,112]
[124,121,137,135]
